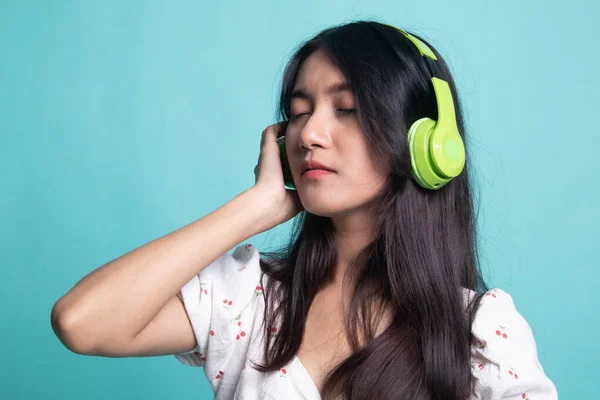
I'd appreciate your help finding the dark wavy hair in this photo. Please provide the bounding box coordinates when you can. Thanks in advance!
[252,20,488,400]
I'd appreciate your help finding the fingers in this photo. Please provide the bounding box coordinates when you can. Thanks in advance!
[258,121,286,171]
[256,121,288,185]
[261,121,288,147]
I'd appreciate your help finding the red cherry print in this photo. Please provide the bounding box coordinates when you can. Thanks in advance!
[194,351,200,356]
[236,335,240,340]
[223,299,228,304]
[210,330,215,336]
[204,289,208,294]
[515,374,519,379]
[238,321,241,326]
[271,327,277,333]
[522,394,527,399]
[201,357,206,361]
[496,325,508,338]
[219,370,224,375]
[228,300,233,306]
[240,331,246,337]
[492,293,496,298]
[256,286,262,291]
[281,368,287,374]
[509,371,513,376]
[216,374,221,379]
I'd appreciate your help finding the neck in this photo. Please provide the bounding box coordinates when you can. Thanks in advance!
[329,209,378,286]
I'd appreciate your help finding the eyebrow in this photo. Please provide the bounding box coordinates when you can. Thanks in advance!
[290,81,352,101]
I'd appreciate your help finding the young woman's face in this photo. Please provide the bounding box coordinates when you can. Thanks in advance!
[286,49,388,217]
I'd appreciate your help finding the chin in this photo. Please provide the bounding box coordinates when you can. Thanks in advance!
[303,205,337,218]
[299,188,380,219]
[300,197,354,218]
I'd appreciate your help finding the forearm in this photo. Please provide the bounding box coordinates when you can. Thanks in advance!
[51,188,268,352]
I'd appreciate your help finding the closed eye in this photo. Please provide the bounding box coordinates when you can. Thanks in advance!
[290,112,309,120]
[290,108,356,120]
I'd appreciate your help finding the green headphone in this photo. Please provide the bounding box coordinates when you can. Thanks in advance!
[390,26,466,190]
[277,25,465,191]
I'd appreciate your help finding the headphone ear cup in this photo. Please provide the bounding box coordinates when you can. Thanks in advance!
[408,117,452,190]
[277,136,296,190]
[429,125,465,181]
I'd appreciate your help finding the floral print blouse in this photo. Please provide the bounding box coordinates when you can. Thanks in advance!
[174,244,558,399]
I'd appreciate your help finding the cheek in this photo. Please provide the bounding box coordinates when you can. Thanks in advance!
[342,153,388,196]
[346,169,386,195]
[342,147,383,180]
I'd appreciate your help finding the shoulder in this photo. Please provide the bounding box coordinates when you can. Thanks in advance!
[200,243,261,279]
[174,243,267,374]
[467,288,558,399]
[470,288,538,361]
[178,243,264,310]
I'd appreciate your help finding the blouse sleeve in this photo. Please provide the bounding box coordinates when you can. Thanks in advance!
[470,288,558,400]
[173,243,264,379]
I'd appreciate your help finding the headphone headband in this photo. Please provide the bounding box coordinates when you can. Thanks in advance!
[379,23,466,189]
[395,29,437,60]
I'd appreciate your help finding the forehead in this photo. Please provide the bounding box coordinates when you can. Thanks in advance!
[293,49,347,92]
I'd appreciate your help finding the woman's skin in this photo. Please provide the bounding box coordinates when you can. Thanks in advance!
[285,48,388,284]
[50,48,389,374]
[276,49,393,389]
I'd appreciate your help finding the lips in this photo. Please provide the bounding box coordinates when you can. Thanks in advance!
[301,160,334,174]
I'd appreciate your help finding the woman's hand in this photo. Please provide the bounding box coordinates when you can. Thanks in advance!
[250,122,304,232]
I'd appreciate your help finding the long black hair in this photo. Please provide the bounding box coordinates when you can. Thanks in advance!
[252,20,488,399]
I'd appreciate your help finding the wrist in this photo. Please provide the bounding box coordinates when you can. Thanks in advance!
[235,188,274,235]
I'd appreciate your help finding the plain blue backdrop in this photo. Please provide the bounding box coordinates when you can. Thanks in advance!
[2,0,597,398]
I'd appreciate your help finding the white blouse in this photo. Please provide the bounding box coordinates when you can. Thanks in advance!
[174,244,558,399]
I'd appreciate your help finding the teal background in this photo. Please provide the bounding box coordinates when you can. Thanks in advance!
[2,0,597,398]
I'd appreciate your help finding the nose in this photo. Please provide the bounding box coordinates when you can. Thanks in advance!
[297,110,333,151]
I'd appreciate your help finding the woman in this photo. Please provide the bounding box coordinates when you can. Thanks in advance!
[51,21,558,399]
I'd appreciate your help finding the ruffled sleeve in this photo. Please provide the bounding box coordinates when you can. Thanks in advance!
[173,243,265,390]
[469,288,558,399]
